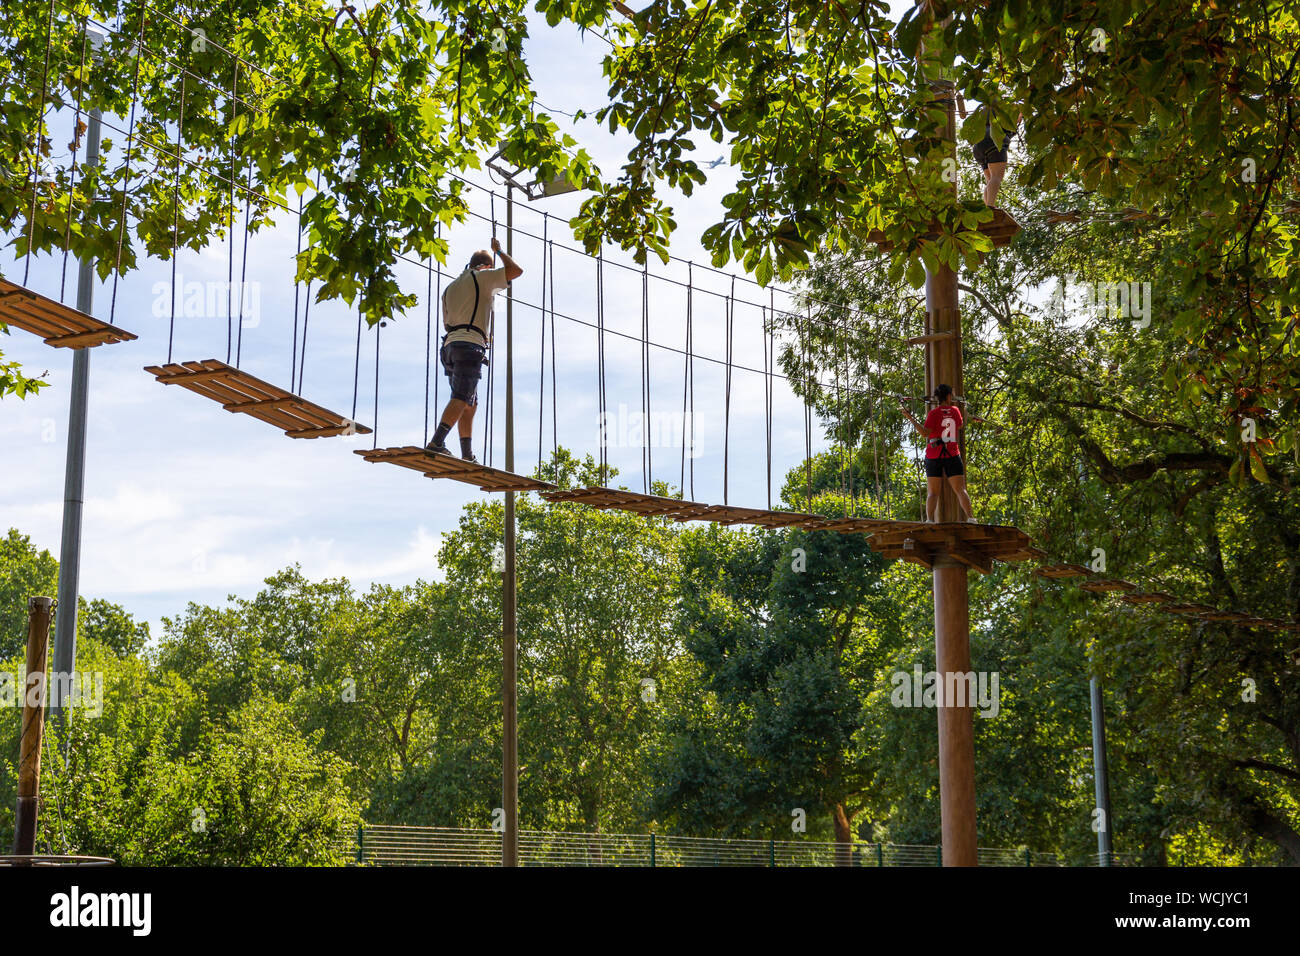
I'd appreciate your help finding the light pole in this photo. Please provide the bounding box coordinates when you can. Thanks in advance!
[484,154,582,867]
[51,29,105,726]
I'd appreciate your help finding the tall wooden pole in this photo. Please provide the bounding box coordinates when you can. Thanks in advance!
[925,75,979,867]
[13,596,55,856]
[502,185,519,867]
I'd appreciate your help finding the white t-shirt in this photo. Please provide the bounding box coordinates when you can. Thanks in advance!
[442,266,509,346]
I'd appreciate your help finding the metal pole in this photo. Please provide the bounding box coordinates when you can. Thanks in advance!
[502,184,518,867]
[14,596,55,855]
[1090,675,1114,866]
[50,102,102,722]
[925,72,978,868]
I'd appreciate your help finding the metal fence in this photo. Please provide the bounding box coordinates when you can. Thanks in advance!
[334,825,1084,867]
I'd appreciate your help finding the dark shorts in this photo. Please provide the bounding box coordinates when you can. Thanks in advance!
[441,341,487,404]
[973,133,1012,170]
[925,454,965,478]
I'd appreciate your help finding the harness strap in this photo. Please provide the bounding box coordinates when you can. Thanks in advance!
[443,270,487,342]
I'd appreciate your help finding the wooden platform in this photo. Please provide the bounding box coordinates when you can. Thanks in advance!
[866,208,1020,252]
[865,522,1036,574]
[1049,569,1300,632]
[539,488,1032,571]
[1119,591,1173,605]
[539,487,853,530]
[1078,578,1137,594]
[145,359,370,439]
[1035,563,1092,579]
[0,278,136,348]
[355,446,557,493]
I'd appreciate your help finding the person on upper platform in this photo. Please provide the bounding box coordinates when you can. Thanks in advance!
[955,96,1021,208]
[900,384,976,524]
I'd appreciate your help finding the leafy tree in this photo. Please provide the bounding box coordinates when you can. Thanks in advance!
[797,177,1300,861]
[302,579,498,809]
[398,450,687,832]
[0,528,59,658]
[0,0,593,329]
[654,489,905,857]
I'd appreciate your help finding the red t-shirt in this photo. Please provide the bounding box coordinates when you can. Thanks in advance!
[923,404,963,459]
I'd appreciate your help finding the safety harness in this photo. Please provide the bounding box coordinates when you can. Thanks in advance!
[443,269,486,344]
[440,268,492,375]
[928,407,960,458]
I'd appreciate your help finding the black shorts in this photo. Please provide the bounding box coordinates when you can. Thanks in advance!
[925,454,965,478]
[440,341,487,404]
[973,133,1012,170]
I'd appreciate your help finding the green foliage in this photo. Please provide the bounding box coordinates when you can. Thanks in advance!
[0,528,59,658]
[0,0,594,328]
[652,499,905,843]
[0,334,49,398]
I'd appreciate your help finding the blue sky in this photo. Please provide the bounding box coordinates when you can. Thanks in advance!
[1,11,857,641]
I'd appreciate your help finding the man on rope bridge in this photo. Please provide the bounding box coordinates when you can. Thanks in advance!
[900,384,976,524]
[426,236,523,462]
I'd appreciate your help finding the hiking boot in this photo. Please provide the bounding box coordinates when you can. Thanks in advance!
[426,439,452,456]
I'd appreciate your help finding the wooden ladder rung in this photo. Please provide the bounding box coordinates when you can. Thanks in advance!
[905,331,959,346]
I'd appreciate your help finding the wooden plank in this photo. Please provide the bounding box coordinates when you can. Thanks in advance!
[166,361,354,433]
[906,332,958,346]
[285,423,364,438]
[1161,603,1215,616]
[1034,564,1092,579]
[1078,579,1137,593]
[154,368,232,385]
[5,303,70,338]
[357,447,556,493]
[43,328,122,348]
[159,372,322,434]
[149,359,370,438]
[0,278,138,349]
[1119,591,1174,604]
[1200,610,1250,622]
[223,396,305,412]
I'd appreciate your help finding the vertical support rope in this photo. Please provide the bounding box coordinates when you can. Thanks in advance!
[688,267,696,500]
[297,171,320,392]
[483,336,494,465]
[840,334,847,504]
[225,61,240,364]
[549,240,558,475]
[425,253,433,441]
[108,4,149,325]
[538,214,548,475]
[484,195,498,467]
[723,277,734,505]
[680,265,690,497]
[596,249,608,481]
[641,261,651,493]
[373,317,380,449]
[234,164,253,367]
[351,305,362,420]
[804,302,813,513]
[291,192,304,390]
[435,255,442,419]
[60,18,91,301]
[167,57,188,365]
[22,0,58,289]
[759,290,769,512]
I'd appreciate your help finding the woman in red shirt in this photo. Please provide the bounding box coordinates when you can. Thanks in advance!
[899,384,975,523]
